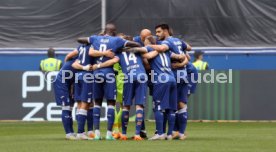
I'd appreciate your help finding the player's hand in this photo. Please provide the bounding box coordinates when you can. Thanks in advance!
[92,64,97,71]
[179,54,186,61]
[89,65,93,71]
[82,64,92,71]
[104,49,114,58]
[171,63,179,69]
[92,64,101,71]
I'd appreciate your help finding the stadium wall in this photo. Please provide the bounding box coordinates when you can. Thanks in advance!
[1,47,276,70]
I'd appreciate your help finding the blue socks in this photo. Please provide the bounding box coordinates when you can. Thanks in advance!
[154,109,176,136]
[121,109,129,135]
[107,106,115,131]
[61,106,73,134]
[163,113,168,134]
[87,107,93,132]
[166,110,176,136]
[178,108,188,135]
[135,109,144,135]
[93,106,101,131]
[77,109,87,133]
[141,110,146,131]
[68,110,74,133]
[174,112,179,132]
[154,110,164,135]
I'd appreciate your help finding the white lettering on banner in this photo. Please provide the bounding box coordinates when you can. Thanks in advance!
[22,71,44,98]
[22,102,44,121]
[22,102,108,121]
[47,103,61,121]
[21,71,111,121]
[46,71,58,91]
[22,71,58,98]
[62,70,73,83]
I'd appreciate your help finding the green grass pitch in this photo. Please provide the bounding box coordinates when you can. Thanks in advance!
[0,121,276,152]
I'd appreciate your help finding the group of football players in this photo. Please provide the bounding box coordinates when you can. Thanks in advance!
[53,23,198,141]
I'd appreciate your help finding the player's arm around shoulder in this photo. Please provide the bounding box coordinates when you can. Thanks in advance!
[171,53,189,69]
[140,36,162,59]
[183,41,192,51]
[170,52,185,61]
[89,47,114,58]
[148,44,169,53]
[92,56,120,71]
[72,60,92,71]
[186,53,191,61]
[122,47,147,54]
[141,47,159,60]
[124,39,141,48]
[146,36,169,53]
[65,49,78,62]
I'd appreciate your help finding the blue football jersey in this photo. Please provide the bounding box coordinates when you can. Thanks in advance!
[162,36,187,54]
[76,44,94,79]
[186,62,197,74]
[116,51,146,80]
[161,36,188,79]
[61,56,78,72]
[56,57,77,85]
[146,46,175,83]
[133,36,144,46]
[88,35,128,74]
[77,44,94,66]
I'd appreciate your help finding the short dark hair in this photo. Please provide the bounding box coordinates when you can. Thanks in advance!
[104,23,116,36]
[169,28,173,36]
[194,50,204,59]
[155,24,170,30]
[47,47,55,58]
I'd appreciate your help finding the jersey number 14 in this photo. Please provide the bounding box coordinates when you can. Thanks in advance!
[122,52,137,65]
